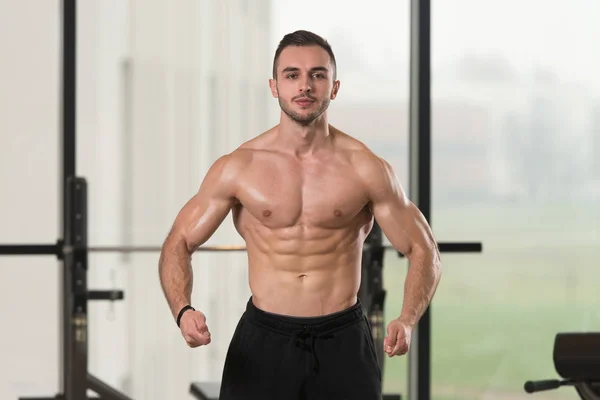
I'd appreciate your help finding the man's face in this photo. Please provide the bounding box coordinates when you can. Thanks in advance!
[270,45,340,126]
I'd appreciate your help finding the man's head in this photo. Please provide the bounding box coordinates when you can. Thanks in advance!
[269,30,340,126]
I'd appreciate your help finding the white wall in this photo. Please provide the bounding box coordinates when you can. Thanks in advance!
[0,0,273,399]
[0,0,61,398]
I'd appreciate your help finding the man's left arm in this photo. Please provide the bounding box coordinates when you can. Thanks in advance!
[362,155,442,356]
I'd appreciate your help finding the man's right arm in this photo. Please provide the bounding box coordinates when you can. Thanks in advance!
[158,153,241,322]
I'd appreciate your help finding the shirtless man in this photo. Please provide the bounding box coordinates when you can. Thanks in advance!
[159,30,442,399]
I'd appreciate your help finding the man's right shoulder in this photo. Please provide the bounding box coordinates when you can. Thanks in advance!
[212,148,254,177]
[211,129,277,177]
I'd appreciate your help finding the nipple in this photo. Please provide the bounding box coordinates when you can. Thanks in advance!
[334,209,342,217]
[262,210,272,217]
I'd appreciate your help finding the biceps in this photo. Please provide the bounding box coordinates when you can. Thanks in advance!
[171,194,234,252]
[372,200,433,256]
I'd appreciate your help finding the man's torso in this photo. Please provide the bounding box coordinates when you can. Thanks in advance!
[228,127,376,316]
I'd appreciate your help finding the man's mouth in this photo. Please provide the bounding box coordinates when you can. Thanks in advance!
[295,98,314,106]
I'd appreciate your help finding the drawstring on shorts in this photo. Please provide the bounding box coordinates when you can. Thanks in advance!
[293,326,335,373]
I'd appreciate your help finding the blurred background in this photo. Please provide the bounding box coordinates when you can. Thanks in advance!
[0,0,598,399]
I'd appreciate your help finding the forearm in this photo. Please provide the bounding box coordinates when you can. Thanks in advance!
[399,246,441,327]
[159,238,194,321]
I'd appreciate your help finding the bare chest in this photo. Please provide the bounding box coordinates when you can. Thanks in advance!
[235,159,369,228]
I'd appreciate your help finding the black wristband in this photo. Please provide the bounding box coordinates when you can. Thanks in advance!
[176,305,195,328]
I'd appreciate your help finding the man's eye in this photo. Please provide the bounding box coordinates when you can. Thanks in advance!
[313,73,324,78]
[287,74,297,79]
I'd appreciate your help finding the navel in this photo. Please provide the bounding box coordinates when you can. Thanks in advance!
[262,210,272,217]
[334,209,343,217]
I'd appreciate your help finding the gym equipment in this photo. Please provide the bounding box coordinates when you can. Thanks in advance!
[524,332,600,399]
[0,241,480,256]
[360,222,387,369]
[190,382,221,400]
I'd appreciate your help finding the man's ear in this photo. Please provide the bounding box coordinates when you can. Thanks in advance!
[269,79,279,98]
[330,80,341,100]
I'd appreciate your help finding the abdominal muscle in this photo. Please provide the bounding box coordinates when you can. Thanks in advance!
[240,222,369,317]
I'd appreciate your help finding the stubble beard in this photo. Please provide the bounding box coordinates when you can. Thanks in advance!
[279,96,331,127]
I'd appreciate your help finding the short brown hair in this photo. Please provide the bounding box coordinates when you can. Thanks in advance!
[272,30,337,80]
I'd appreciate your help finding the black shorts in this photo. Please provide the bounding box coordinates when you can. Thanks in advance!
[219,297,382,400]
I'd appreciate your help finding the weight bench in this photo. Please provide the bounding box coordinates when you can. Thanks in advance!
[524,332,600,399]
[190,382,220,400]
[189,382,401,400]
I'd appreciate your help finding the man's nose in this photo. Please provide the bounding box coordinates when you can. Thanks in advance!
[298,77,312,93]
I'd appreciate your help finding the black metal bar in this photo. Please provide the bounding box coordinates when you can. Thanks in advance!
[61,0,77,398]
[0,243,61,256]
[88,373,134,400]
[63,177,88,400]
[0,242,481,258]
[359,223,386,370]
[437,242,482,253]
[88,290,125,301]
[62,0,76,189]
[408,0,431,399]
[397,242,482,257]
[84,243,478,254]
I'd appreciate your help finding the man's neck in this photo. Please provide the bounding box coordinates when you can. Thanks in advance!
[277,114,332,157]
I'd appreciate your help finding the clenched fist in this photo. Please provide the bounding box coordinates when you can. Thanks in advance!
[179,310,211,348]
[384,318,412,357]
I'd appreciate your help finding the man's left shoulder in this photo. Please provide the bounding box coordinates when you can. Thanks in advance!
[343,144,388,176]
[333,129,374,160]
[331,126,393,174]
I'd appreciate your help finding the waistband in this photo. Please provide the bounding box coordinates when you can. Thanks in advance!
[244,296,364,336]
